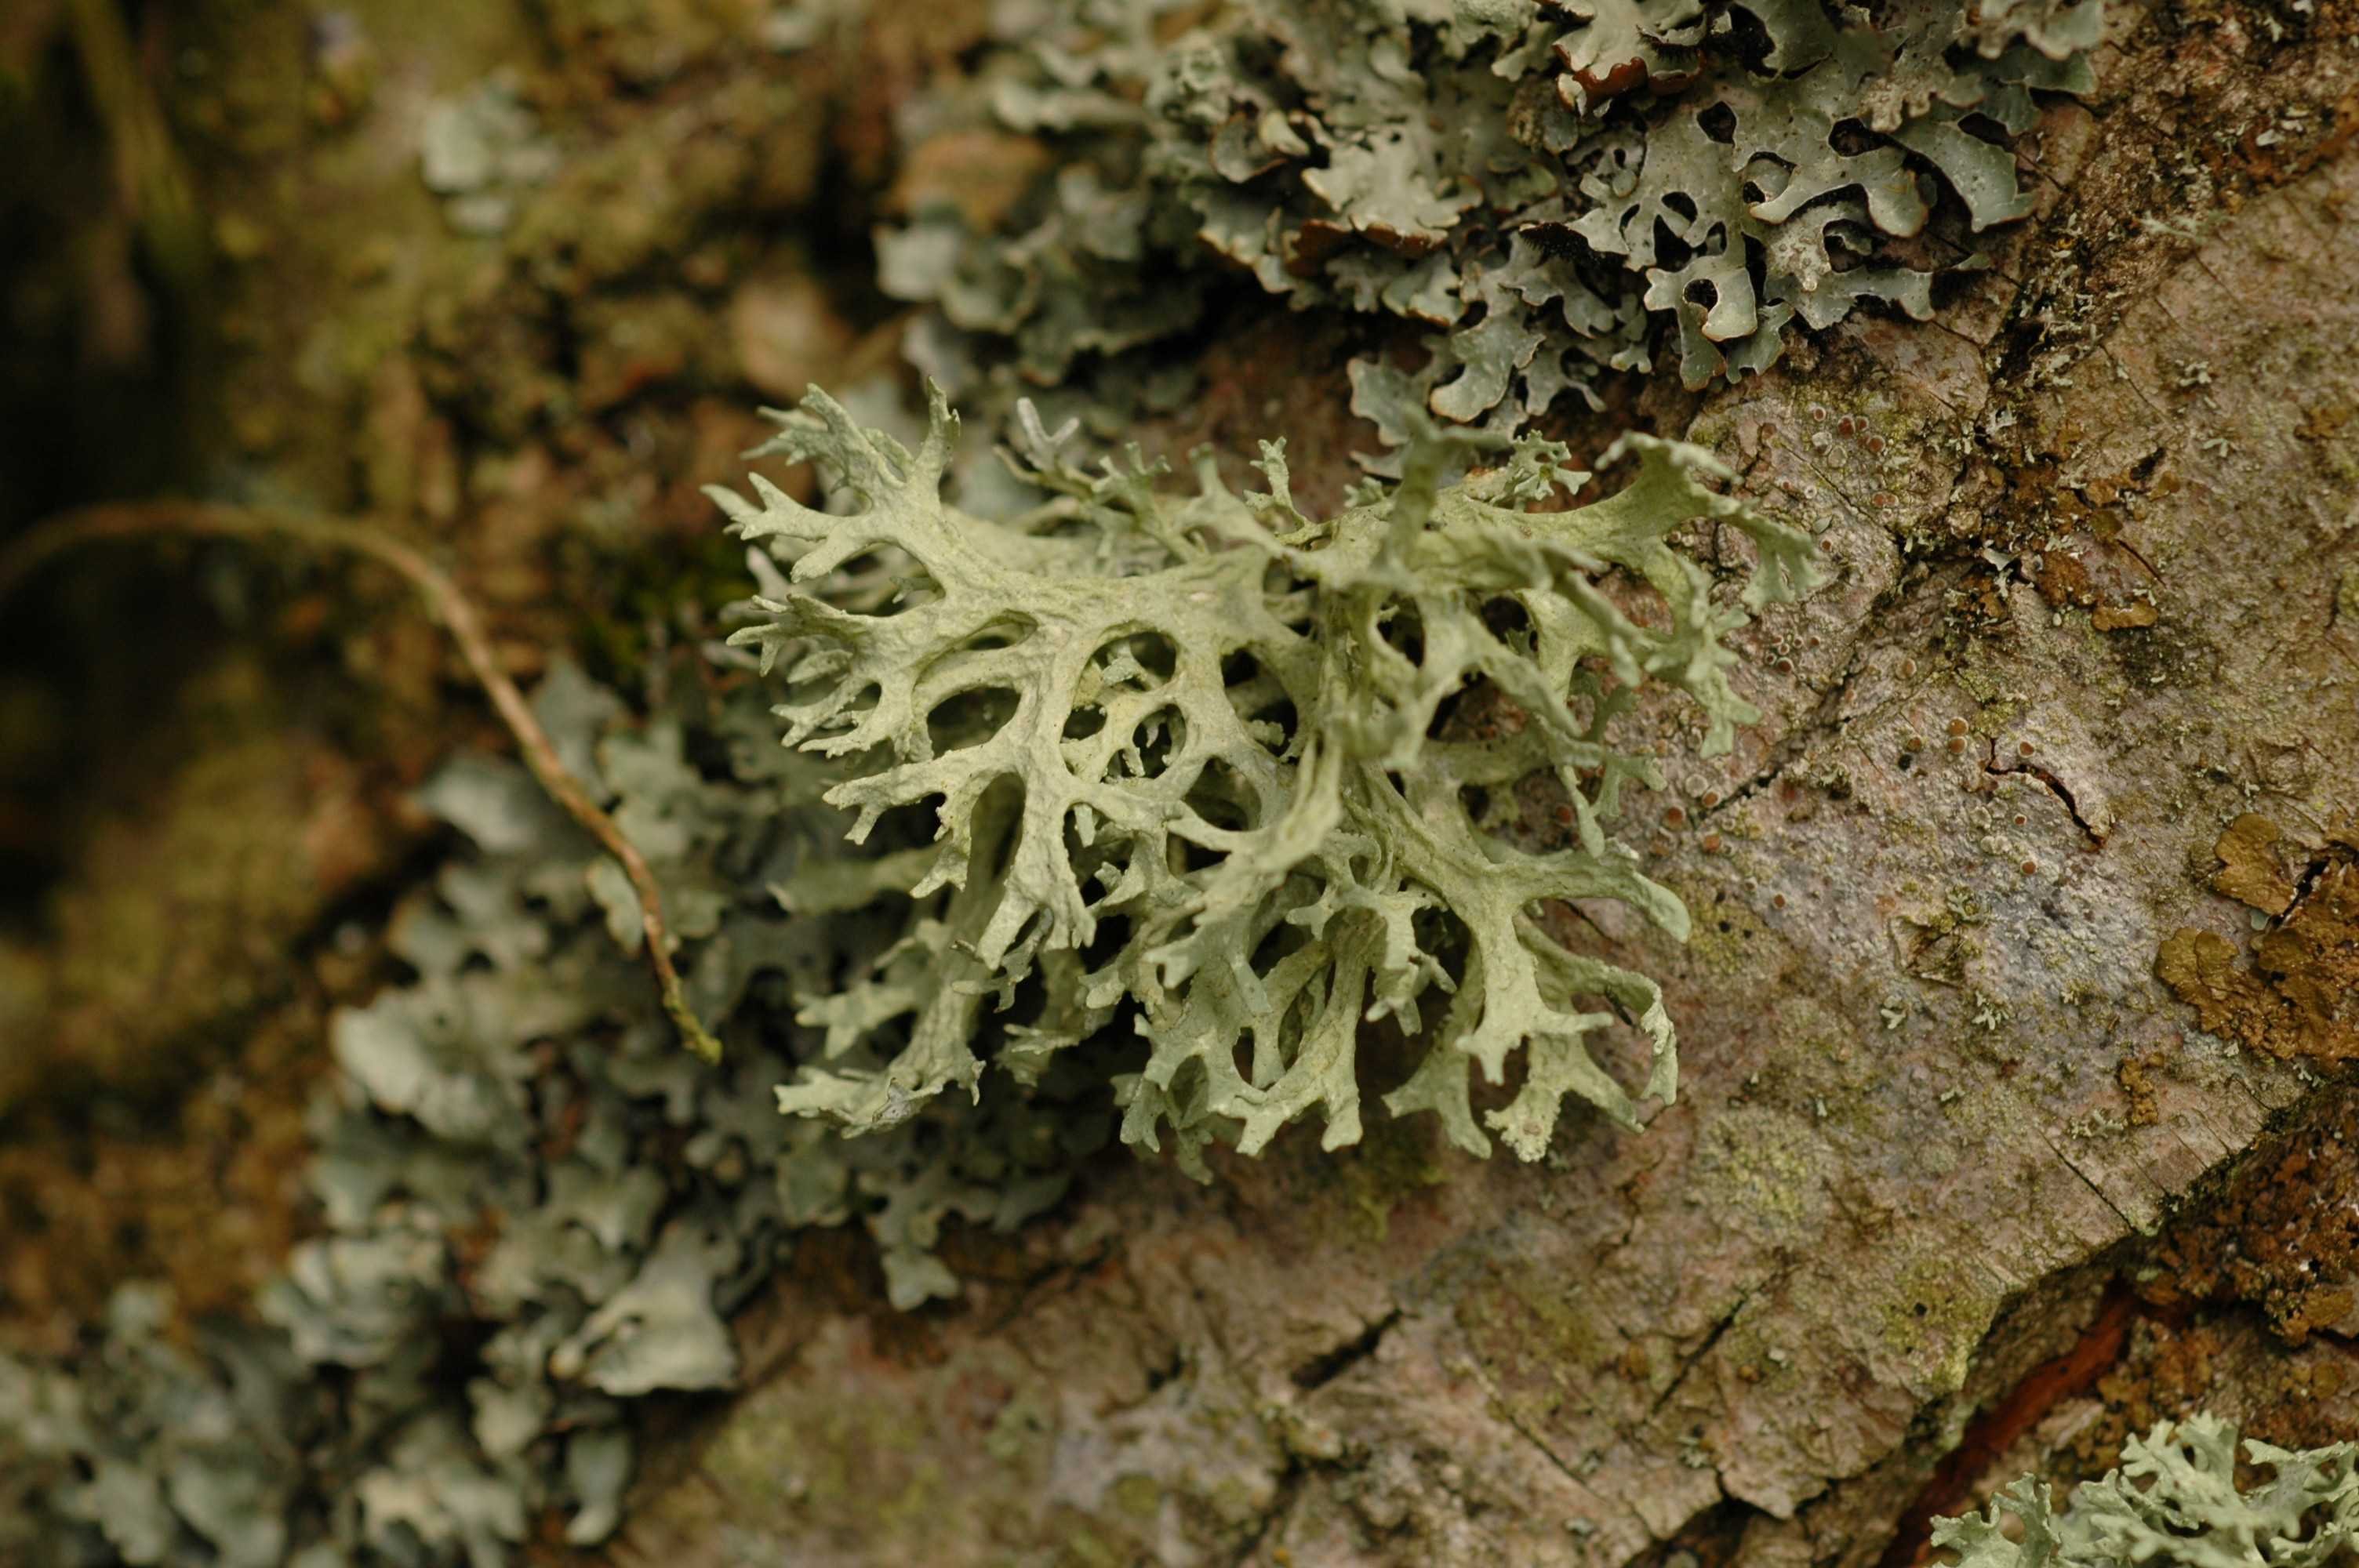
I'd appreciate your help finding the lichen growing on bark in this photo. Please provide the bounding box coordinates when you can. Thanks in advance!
[715,383,1820,1166]
[882,0,2104,450]
[0,659,1109,1565]
[2158,819,2359,1065]
[1935,1414,2359,1566]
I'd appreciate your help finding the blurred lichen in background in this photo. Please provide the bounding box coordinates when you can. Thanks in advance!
[0,658,1110,1564]
[881,0,2101,453]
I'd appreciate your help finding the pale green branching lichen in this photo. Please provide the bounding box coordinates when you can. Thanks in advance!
[1,343,1826,1568]
[0,379,1812,1566]
[713,382,1819,1168]
[1935,1416,2359,1567]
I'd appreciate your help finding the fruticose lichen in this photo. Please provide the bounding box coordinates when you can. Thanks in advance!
[885,0,2102,449]
[2,377,1814,1563]
[1933,1415,2359,1566]
[714,382,1819,1167]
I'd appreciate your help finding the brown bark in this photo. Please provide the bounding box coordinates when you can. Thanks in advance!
[610,14,2359,1567]
[1,2,2354,1565]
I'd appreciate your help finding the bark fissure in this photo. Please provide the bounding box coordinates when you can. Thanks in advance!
[1291,1306,1402,1391]
[1983,739,2109,848]
[1647,1287,1759,1424]
[1699,644,1881,824]
[1874,1283,2139,1568]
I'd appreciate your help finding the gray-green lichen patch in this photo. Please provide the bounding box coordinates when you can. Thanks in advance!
[1934,1414,2359,1565]
[0,655,1108,1566]
[883,0,2103,456]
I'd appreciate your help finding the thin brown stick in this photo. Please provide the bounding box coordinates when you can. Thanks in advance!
[0,502,725,1062]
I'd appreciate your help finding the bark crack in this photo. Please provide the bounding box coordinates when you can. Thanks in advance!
[1700,612,1888,824]
[2042,1127,2142,1235]
[1874,1283,2137,1568]
[1703,451,1969,826]
[1459,1338,1658,1545]
[1291,1305,1401,1390]
[1225,1465,1306,1568]
[1984,738,2108,848]
[1646,1287,1757,1422]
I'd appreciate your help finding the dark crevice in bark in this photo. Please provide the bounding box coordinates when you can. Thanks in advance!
[1872,1081,2359,1567]
[1983,738,2108,848]
[1648,1287,1757,1422]
[1226,1465,1307,1568]
[1700,474,1962,829]
[1875,1280,2139,1568]
[1143,1345,1186,1394]
[2288,844,2342,916]
[1291,1306,1401,1390]
[1699,647,1874,825]
[1629,1498,1759,1568]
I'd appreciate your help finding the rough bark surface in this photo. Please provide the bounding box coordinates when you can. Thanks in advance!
[610,17,2359,1568]
[0,0,2354,1565]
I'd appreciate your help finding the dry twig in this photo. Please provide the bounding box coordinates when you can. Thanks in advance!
[0,501,725,1062]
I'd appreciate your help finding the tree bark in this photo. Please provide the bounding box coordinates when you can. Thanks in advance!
[612,10,2359,1566]
[2,2,2354,1566]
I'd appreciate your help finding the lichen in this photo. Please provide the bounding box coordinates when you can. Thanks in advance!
[2157,824,2359,1065]
[0,352,1819,1562]
[885,0,2103,452]
[1935,1414,2359,1566]
[0,656,1108,1565]
[714,383,1820,1167]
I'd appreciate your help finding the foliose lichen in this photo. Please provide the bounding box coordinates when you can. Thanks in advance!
[1934,1414,2359,1566]
[885,0,2102,450]
[0,659,1107,1565]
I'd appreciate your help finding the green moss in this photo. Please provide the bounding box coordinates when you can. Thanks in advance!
[1056,1523,1133,1568]
[701,1377,945,1530]
[984,1384,1059,1465]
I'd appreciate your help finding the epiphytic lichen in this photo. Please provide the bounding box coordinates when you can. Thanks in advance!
[0,659,1107,1566]
[0,374,1817,1566]
[2157,819,2359,1066]
[885,0,2101,451]
[1934,1415,2359,1566]
[714,382,1819,1168]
